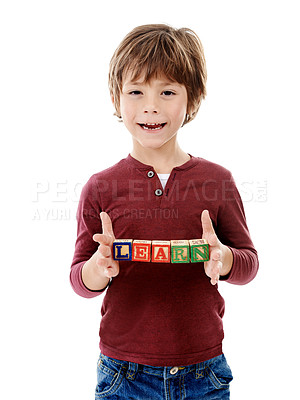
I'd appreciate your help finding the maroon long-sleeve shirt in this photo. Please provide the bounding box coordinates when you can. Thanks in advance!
[70,154,258,366]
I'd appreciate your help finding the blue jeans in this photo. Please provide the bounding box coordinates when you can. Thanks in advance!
[95,353,233,399]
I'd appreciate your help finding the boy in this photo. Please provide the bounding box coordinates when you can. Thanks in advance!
[70,24,259,399]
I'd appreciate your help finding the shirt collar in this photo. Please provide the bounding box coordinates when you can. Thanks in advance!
[124,153,198,171]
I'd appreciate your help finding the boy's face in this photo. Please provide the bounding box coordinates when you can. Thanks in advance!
[118,71,188,151]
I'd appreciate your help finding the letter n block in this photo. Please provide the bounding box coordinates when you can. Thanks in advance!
[171,240,190,263]
[113,239,133,261]
[132,240,151,262]
[152,241,171,263]
[189,239,209,262]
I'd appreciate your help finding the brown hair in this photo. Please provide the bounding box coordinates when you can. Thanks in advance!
[108,24,207,125]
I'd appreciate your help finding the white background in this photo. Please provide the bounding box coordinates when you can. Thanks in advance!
[1,0,299,399]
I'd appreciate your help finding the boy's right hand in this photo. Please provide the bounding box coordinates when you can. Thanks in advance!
[92,212,119,279]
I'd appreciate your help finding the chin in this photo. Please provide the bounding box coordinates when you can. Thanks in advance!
[139,138,169,149]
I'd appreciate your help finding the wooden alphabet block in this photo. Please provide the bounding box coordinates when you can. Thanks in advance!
[132,240,151,262]
[113,239,133,261]
[171,240,190,263]
[189,239,209,262]
[152,241,171,263]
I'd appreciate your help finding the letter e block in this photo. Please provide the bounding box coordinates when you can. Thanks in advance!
[113,239,133,261]
[171,240,190,263]
[189,239,209,262]
[152,241,171,263]
[132,240,151,262]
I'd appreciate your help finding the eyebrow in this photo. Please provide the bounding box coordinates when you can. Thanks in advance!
[124,80,181,87]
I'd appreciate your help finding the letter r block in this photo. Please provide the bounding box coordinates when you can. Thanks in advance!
[152,241,171,263]
[189,239,209,262]
[171,240,190,263]
[113,239,133,261]
[132,240,151,262]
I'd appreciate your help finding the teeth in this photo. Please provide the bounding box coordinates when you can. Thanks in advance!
[143,126,161,130]
[139,123,166,130]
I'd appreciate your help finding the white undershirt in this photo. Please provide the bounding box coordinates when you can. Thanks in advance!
[157,173,170,190]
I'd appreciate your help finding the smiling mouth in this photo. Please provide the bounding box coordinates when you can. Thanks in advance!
[138,123,167,131]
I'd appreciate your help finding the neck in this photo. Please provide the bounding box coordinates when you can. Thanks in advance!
[130,139,190,174]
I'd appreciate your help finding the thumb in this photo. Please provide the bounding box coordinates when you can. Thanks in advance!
[100,211,115,238]
[201,210,218,245]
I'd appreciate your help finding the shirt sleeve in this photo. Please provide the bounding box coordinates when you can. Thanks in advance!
[70,175,107,298]
[216,173,259,285]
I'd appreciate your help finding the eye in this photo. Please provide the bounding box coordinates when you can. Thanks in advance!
[162,90,175,96]
[129,90,142,95]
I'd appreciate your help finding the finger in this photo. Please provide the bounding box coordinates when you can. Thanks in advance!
[104,265,119,278]
[210,274,219,285]
[96,257,119,278]
[201,210,219,247]
[210,248,222,262]
[95,245,119,270]
[98,243,112,258]
[100,212,115,238]
[201,210,216,237]
[204,259,222,285]
[93,233,113,246]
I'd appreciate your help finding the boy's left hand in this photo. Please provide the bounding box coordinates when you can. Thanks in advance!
[201,210,233,285]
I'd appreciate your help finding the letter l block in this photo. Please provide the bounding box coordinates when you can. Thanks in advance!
[113,239,133,260]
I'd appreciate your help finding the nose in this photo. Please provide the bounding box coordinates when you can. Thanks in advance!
[143,95,159,114]
[144,109,158,114]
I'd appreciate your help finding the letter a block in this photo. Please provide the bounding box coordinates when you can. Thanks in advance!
[189,239,209,262]
[152,241,171,263]
[171,240,190,263]
[132,240,151,262]
[113,239,133,261]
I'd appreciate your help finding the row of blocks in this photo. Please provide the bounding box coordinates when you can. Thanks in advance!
[113,239,209,263]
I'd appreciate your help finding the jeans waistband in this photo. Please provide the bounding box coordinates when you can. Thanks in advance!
[100,353,222,380]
